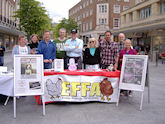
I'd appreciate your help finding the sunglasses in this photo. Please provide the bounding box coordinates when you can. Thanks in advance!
[89,41,95,43]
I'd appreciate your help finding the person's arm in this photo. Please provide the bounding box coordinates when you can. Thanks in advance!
[114,44,119,70]
[64,40,76,52]
[37,43,42,54]
[83,48,87,64]
[97,48,101,64]
[2,46,5,51]
[72,40,83,53]
[50,43,56,62]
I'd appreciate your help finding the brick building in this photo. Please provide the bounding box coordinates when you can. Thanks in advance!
[69,0,135,44]
[0,0,23,51]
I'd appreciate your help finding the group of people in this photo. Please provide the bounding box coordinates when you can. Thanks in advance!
[11,28,139,71]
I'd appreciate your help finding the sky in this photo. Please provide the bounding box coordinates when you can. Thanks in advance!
[37,0,81,23]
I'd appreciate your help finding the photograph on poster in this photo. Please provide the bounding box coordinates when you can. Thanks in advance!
[29,81,41,90]
[122,58,145,85]
[21,58,37,79]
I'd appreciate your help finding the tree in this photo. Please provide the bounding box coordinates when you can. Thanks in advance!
[54,18,78,38]
[14,0,51,38]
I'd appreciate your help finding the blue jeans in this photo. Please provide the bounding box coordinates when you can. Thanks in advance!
[0,56,4,66]
[44,63,52,69]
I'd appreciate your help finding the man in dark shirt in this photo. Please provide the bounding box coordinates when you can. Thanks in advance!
[0,41,5,66]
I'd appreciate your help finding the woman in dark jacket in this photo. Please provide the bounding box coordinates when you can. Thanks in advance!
[28,34,39,54]
[83,38,100,69]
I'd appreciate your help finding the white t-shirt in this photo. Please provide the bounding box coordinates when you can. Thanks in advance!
[19,46,28,55]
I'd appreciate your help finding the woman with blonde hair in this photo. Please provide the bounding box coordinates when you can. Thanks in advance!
[28,34,39,54]
[83,37,100,69]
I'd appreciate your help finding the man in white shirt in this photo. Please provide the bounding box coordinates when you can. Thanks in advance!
[64,29,83,69]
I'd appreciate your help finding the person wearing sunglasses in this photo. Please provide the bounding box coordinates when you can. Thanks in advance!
[83,38,100,70]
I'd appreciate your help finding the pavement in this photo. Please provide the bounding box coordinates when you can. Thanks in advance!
[0,52,165,124]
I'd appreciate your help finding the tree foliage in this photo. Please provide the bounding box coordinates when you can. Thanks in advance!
[54,18,78,38]
[14,0,51,38]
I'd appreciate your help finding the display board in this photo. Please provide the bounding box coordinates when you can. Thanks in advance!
[14,55,44,96]
[119,55,148,91]
[117,55,148,110]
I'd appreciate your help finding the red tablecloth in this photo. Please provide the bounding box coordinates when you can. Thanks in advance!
[35,70,120,104]
[44,69,120,77]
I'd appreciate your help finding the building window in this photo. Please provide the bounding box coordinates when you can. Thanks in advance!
[99,4,107,13]
[83,23,85,32]
[86,22,88,31]
[136,0,142,4]
[99,18,107,24]
[90,0,92,4]
[124,0,129,2]
[80,5,82,10]
[87,0,89,6]
[90,21,92,30]
[139,6,151,19]
[123,6,128,11]
[130,12,133,22]
[160,1,165,14]
[113,18,120,28]
[114,5,120,13]
[83,2,85,8]
[86,11,88,17]
[90,9,93,16]
[83,12,85,18]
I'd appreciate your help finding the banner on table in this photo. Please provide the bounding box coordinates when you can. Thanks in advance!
[44,75,119,103]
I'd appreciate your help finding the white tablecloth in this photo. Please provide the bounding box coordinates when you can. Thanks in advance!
[0,75,14,96]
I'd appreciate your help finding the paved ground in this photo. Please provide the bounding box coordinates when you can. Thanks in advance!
[0,52,165,124]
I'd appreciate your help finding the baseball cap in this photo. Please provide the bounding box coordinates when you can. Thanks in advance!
[71,29,77,33]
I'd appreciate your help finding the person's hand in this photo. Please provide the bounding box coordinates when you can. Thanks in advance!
[114,63,118,71]
[30,50,35,54]
[75,46,79,48]
[65,44,69,46]
[44,59,49,63]
[49,59,52,63]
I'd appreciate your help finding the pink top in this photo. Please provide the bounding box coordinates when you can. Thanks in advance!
[119,48,137,70]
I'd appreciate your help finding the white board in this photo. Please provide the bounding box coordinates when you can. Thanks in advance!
[119,55,148,92]
[14,55,44,96]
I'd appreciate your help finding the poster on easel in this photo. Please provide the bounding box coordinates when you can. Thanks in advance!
[13,55,45,118]
[14,55,44,96]
[117,55,148,110]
